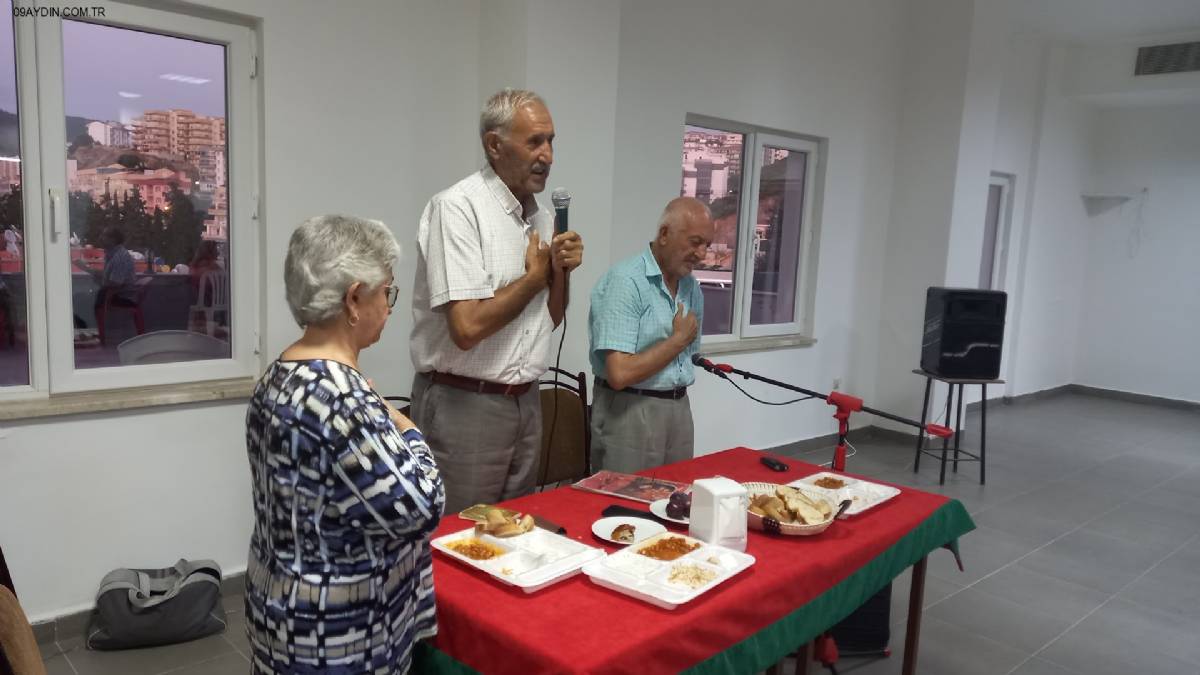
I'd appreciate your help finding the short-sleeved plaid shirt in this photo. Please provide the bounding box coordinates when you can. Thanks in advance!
[409,165,554,385]
[588,246,703,390]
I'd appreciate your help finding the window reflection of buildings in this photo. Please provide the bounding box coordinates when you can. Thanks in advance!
[0,157,21,193]
[71,165,193,212]
[681,127,743,202]
[203,185,228,241]
[132,109,226,157]
[68,109,230,241]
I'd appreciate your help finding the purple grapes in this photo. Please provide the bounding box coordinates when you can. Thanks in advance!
[666,491,692,520]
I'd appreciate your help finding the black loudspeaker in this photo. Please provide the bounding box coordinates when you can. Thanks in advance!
[832,582,891,653]
[920,287,1007,379]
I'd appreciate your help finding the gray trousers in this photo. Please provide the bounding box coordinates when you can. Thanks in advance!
[410,372,542,514]
[590,384,694,473]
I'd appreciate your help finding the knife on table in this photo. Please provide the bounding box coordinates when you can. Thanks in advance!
[601,504,675,527]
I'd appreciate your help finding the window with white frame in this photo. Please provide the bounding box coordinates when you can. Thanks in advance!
[0,0,259,398]
[679,115,822,344]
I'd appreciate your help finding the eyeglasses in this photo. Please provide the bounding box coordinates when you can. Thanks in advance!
[385,284,399,308]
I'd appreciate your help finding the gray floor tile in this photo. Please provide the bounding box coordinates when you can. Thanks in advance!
[1039,599,1200,675]
[835,653,902,672]
[887,568,964,623]
[1162,467,1200,499]
[927,526,1037,584]
[969,500,1077,548]
[55,611,91,654]
[1116,538,1200,621]
[888,616,1028,675]
[837,653,903,675]
[1136,436,1200,465]
[220,575,246,598]
[1009,657,1084,675]
[163,652,248,675]
[33,621,56,647]
[1016,528,1171,594]
[1082,500,1200,548]
[220,593,244,616]
[1133,486,1200,517]
[1069,452,1188,492]
[970,564,1110,625]
[837,613,1032,675]
[840,453,911,479]
[925,587,1071,653]
[998,480,1127,528]
[43,654,77,675]
[39,639,65,662]
[894,468,1032,515]
[64,633,234,675]
[221,610,251,660]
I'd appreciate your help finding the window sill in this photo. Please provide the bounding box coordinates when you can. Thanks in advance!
[0,377,257,421]
[700,335,817,356]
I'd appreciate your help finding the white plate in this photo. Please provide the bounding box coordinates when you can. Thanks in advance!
[582,532,756,609]
[432,527,605,593]
[788,472,901,517]
[591,516,666,545]
[649,498,689,525]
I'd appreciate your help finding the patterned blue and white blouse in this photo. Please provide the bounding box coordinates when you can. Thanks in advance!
[244,359,445,674]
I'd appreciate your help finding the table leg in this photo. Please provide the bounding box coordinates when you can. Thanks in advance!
[796,641,809,675]
[938,388,952,484]
[953,383,963,473]
[902,557,927,675]
[766,662,783,675]
[981,384,987,485]
[913,376,932,473]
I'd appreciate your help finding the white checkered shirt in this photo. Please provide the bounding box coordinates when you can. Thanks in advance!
[409,165,555,385]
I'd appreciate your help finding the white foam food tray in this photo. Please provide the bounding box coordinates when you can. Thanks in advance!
[433,527,605,593]
[788,472,901,516]
[582,532,755,609]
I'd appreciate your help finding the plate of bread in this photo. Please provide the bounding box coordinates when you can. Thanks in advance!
[742,482,838,536]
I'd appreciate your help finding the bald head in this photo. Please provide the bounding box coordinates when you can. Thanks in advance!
[658,197,712,234]
[652,196,715,285]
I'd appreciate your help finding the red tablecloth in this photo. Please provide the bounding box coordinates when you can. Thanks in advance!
[419,447,974,674]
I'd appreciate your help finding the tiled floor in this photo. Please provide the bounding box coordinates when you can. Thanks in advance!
[38,592,250,675]
[785,392,1200,675]
[38,391,1199,674]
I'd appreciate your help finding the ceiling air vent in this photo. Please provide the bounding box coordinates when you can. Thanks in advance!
[1135,41,1200,76]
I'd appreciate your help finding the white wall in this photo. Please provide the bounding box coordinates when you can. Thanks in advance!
[1075,104,1200,402]
[610,0,907,452]
[0,0,482,622]
[1007,47,1096,396]
[522,0,622,377]
[873,0,974,428]
[991,36,1049,398]
[943,1,1010,289]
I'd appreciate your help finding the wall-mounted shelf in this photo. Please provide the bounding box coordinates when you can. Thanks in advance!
[1081,193,1133,217]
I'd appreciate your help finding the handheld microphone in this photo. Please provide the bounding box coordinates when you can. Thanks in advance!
[551,187,570,235]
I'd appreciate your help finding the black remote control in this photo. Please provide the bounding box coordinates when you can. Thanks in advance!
[760,456,789,472]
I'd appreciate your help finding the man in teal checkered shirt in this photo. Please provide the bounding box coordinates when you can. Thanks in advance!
[588,197,715,472]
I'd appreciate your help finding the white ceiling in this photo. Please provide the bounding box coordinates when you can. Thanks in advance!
[1011,0,1200,44]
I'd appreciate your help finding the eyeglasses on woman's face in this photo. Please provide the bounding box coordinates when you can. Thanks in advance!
[384,284,399,308]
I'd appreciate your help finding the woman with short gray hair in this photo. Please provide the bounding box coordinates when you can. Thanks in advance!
[244,215,444,674]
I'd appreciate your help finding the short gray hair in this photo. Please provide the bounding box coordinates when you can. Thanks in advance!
[659,197,712,232]
[480,88,545,151]
[284,214,400,328]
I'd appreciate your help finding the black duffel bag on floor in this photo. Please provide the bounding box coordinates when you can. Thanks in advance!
[87,559,226,650]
